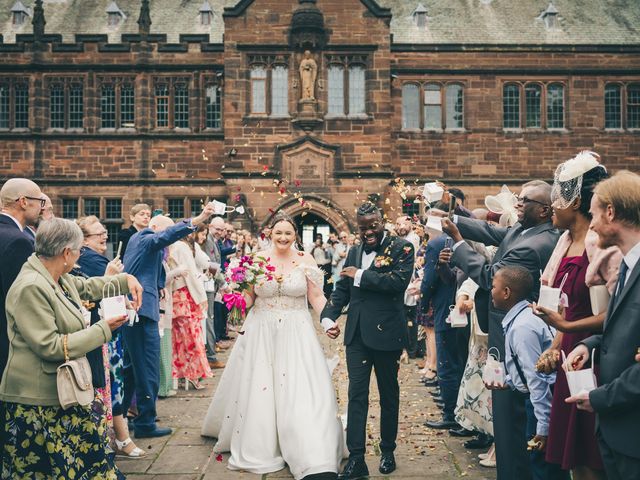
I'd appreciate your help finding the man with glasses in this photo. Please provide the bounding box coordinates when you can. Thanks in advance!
[0,178,46,448]
[441,180,560,480]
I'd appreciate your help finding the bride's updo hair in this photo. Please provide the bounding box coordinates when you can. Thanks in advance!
[269,211,297,233]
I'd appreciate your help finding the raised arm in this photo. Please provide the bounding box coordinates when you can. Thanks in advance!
[456,216,510,247]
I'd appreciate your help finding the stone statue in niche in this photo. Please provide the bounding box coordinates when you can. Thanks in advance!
[299,50,317,101]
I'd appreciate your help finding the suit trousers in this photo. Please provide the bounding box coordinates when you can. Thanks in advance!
[404,305,418,357]
[205,292,218,362]
[597,429,640,480]
[435,328,465,419]
[214,301,228,340]
[493,387,532,480]
[345,325,402,458]
[122,315,161,431]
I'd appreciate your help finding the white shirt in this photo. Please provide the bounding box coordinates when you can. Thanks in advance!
[0,212,24,231]
[622,240,640,286]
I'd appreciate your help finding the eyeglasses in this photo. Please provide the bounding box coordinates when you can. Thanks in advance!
[517,196,550,208]
[86,231,108,238]
[16,196,46,208]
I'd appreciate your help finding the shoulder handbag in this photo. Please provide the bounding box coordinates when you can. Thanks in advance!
[56,334,95,410]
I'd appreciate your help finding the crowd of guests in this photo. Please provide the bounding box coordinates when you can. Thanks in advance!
[1,149,640,479]
[0,183,282,477]
[391,153,640,480]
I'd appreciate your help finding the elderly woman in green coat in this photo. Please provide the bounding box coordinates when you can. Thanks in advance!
[0,218,142,479]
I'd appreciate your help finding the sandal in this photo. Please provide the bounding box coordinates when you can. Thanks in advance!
[420,368,437,381]
[186,379,205,390]
[115,437,147,459]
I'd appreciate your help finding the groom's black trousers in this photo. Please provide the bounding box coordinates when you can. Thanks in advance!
[345,325,402,458]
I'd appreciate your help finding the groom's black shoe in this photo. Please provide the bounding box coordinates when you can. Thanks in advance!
[338,457,369,480]
[379,452,396,474]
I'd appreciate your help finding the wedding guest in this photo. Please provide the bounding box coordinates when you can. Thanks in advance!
[396,216,421,360]
[533,153,614,479]
[442,180,560,480]
[121,204,215,438]
[312,234,332,297]
[169,232,213,389]
[118,203,151,259]
[565,170,640,480]
[76,215,146,458]
[257,226,272,250]
[489,266,567,480]
[0,178,43,446]
[0,218,142,478]
[332,231,349,289]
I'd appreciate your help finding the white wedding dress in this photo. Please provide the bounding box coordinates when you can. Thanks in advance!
[201,265,344,479]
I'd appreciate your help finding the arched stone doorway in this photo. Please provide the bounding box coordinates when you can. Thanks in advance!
[262,195,353,249]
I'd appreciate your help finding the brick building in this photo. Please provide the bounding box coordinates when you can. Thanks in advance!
[1,0,639,251]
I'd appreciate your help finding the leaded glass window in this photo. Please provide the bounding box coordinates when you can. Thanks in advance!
[101,85,116,129]
[105,199,122,219]
[120,84,135,128]
[424,84,442,130]
[155,83,169,128]
[251,66,267,114]
[168,198,185,219]
[401,83,420,130]
[14,83,28,129]
[205,85,221,129]
[271,65,288,116]
[328,65,344,116]
[84,198,100,217]
[525,84,542,128]
[604,84,622,129]
[445,84,464,129]
[0,85,8,129]
[50,84,65,129]
[627,83,640,129]
[348,65,365,115]
[503,83,520,129]
[546,83,564,129]
[62,198,79,219]
[174,82,189,129]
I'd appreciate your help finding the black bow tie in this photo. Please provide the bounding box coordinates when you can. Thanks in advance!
[363,245,377,255]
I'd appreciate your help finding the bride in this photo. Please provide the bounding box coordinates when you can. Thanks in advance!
[201,213,344,479]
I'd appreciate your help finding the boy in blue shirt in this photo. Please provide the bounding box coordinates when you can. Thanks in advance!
[487,265,569,480]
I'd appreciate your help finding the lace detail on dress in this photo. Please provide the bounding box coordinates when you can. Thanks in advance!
[302,265,325,290]
[253,265,310,311]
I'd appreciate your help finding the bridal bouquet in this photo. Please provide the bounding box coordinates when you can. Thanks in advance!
[223,254,276,325]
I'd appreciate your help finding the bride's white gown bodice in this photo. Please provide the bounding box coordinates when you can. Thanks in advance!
[201,265,344,479]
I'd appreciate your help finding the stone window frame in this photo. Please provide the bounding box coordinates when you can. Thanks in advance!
[400,80,465,132]
[97,76,136,132]
[247,54,290,119]
[45,76,85,132]
[325,54,368,119]
[0,76,29,132]
[501,80,567,132]
[152,76,192,132]
[604,82,640,131]
[202,74,223,131]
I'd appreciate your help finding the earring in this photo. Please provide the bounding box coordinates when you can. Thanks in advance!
[64,262,67,267]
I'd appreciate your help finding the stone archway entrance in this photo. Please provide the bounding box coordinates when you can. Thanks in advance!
[262,195,353,249]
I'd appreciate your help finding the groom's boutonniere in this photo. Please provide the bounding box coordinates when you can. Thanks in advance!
[374,255,392,268]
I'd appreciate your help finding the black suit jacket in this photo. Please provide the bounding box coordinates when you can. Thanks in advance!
[0,214,34,378]
[321,235,414,351]
[583,256,640,460]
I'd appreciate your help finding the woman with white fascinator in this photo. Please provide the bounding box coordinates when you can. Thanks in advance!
[531,151,621,479]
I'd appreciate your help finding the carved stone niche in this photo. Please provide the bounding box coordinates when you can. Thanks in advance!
[280,141,336,187]
[289,0,328,51]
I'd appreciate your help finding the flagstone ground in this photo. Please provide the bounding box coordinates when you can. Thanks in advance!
[118,316,497,480]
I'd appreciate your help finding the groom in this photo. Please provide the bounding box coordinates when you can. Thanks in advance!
[321,202,415,479]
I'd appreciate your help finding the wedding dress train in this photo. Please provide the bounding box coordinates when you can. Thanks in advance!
[201,265,343,479]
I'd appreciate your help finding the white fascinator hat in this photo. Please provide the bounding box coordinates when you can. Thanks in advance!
[485,185,518,227]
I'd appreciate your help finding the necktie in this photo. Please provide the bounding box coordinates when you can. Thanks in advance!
[614,260,629,306]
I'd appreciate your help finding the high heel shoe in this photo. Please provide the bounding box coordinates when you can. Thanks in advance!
[187,379,205,390]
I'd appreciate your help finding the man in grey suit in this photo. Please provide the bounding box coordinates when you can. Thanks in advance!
[441,181,560,480]
[565,171,640,480]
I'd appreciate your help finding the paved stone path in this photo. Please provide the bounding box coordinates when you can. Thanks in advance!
[118,317,496,480]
